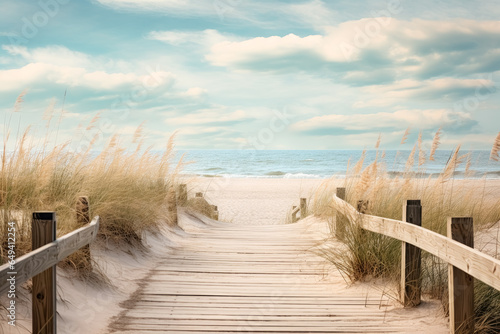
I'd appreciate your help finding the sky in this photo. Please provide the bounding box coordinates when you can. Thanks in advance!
[1,0,500,152]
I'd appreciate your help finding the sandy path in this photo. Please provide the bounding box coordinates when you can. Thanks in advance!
[186,177,334,225]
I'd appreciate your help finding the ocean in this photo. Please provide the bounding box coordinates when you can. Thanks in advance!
[178,150,500,179]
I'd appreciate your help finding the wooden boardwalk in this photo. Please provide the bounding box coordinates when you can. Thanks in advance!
[109,210,445,333]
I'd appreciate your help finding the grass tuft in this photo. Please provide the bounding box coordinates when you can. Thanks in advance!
[1,95,181,278]
[312,130,500,333]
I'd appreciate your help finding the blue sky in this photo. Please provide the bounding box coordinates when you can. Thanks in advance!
[1,0,500,151]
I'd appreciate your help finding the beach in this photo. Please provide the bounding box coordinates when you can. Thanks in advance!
[186,176,500,225]
[2,176,499,333]
[187,177,329,225]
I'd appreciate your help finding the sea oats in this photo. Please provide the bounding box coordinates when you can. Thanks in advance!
[429,128,442,161]
[418,132,426,166]
[14,89,28,113]
[400,127,410,145]
[405,144,416,170]
[133,121,146,144]
[490,132,500,161]
[441,145,461,182]
[86,112,102,131]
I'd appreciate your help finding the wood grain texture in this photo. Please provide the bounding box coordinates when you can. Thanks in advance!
[401,200,422,307]
[332,195,500,291]
[448,217,474,334]
[0,216,100,296]
[177,184,187,206]
[32,211,57,334]
[108,210,447,333]
[300,197,307,218]
[76,196,92,270]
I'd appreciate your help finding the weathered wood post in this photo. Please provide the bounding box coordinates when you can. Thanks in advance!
[335,188,346,240]
[177,184,187,206]
[212,205,219,220]
[291,206,299,223]
[356,200,369,214]
[32,212,57,334]
[401,200,422,307]
[76,196,92,270]
[169,186,178,225]
[448,217,474,334]
[300,198,307,218]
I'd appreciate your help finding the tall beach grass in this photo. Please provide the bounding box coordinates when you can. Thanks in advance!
[1,93,182,276]
[313,129,500,333]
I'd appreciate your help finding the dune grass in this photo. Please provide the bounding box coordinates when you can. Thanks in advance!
[312,129,500,333]
[1,94,181,276]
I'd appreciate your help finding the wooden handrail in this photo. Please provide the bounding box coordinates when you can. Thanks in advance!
[0,216,100,296]
[332,195,500,292]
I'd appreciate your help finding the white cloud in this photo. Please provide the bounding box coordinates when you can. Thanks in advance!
[292,109,475,132]
[167,109,249,126]
[353,77,497,108]
[0,62,174,92]
[179,87,208,98]
[206,33,325,67]
[148,29,231,46]
[206,18,500,79]
[3,45,93,68]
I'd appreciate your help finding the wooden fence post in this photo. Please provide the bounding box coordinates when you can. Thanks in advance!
[76,196,92,270]
[32,212,57,334]
[300,198,307,218]
[177,184,187,206]
[169,187,178,225]
[212,205,219,220]
[291,206,299,223]
[356,200,369,214]
[335,188,346,240]
[448,217,474,334]
[401,200,422,307]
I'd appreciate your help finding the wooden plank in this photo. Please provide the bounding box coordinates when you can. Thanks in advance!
[401,200,422,307]
[109,210,447,334]
[115,322,411,332]
[32,211,57,334]
[332,195,500,291]
[0,216,100,296]
[448,217,474,334]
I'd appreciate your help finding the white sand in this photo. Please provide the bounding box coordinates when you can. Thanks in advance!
[186,177,332,225]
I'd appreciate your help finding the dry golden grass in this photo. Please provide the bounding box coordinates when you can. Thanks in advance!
[312,131,500,333]
[1,94,181,276]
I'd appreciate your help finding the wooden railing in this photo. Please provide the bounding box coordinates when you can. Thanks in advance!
[332,187,500,334]
[176,184,219,221]
[290,198,308,222]
[0,197,99,334]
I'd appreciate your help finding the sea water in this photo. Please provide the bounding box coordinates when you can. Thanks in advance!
[178,150,500,179]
